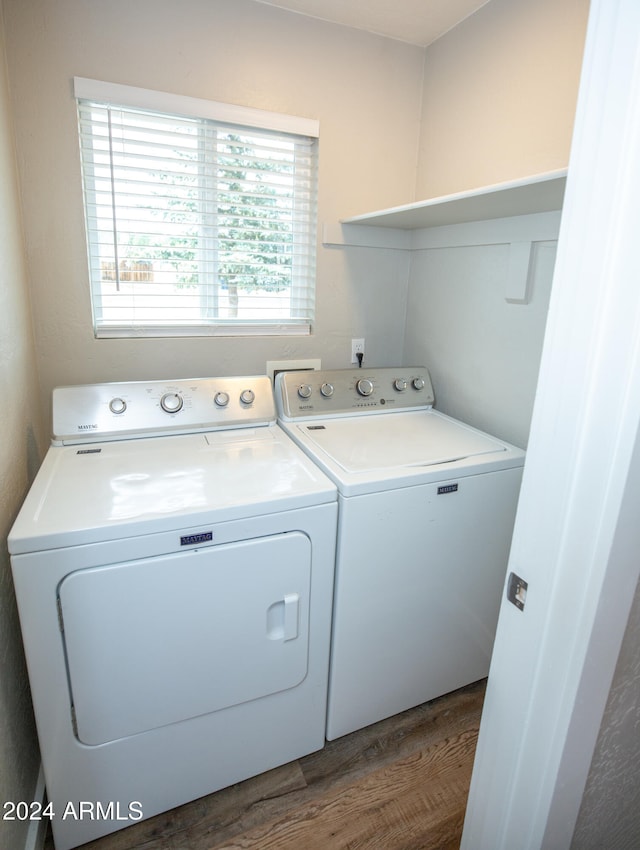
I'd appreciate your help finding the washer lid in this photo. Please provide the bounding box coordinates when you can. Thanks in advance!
[294,409,506,473]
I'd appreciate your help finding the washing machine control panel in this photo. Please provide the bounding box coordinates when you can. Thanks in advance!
[276,367,434,419]
[52,375,276,444]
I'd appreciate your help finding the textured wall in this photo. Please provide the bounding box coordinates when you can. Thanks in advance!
[0,6,47,849]
[571,575,640,849]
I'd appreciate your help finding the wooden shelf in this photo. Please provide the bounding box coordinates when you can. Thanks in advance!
[341,169,567,230]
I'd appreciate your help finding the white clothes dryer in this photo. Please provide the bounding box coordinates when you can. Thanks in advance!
[276,367,525,741]
[9,375,337,850]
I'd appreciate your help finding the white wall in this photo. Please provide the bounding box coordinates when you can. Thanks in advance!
[2,0,423,414]
[403,216,559,448]
[402,0,588,448]
[417,0,589,198]
[0,7,47,849]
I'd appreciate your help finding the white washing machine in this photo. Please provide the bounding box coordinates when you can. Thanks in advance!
[8,375,337,850]
[276,367,525,741]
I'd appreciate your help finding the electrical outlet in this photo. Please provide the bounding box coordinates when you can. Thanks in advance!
[351,338,365,364]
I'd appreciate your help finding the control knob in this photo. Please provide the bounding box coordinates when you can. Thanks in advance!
[214,391,230,407]
[240,389,255,405]
[160,392,183,413]
[394,378,407,392]
[109,397,127,414]
[356,378,374,397]
[412,377,425,391]
[298,384,312,399]
[320,382,334,398]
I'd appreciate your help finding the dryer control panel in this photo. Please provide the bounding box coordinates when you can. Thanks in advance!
[276,367,435,420]
[52,375,275,444]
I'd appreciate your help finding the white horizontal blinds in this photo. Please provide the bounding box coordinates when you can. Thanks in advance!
[75,80,318,337]
[213,123,316,323]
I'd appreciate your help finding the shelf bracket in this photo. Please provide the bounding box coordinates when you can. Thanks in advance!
[505,241,533,304]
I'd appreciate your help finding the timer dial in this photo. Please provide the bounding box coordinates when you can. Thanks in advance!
[109,397,127,414]
[412,377,425,391]
[214,391,230,407]
[160,392,183,413]
[298,384,312,399]
[356,378,374,397]
[240,389,255,405]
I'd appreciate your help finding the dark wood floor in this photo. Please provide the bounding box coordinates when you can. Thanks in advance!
[45,680,485,850]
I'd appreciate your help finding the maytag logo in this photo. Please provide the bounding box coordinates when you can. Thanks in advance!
[180,531,213,546]
[437,483,459,495]
[77,423,99,431]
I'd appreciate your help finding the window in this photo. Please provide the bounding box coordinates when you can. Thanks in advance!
[74,79,319,338]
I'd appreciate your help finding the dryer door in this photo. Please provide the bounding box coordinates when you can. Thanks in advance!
[58,532,311,745]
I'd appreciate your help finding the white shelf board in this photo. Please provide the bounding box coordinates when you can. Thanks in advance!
[342,169,567,230]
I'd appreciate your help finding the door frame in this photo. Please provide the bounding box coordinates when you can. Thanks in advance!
[461,1,640,847]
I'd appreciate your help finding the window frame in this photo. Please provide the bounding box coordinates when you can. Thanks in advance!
[74,78,319,339]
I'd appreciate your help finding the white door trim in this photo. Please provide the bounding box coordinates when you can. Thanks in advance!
[461,1,640,847]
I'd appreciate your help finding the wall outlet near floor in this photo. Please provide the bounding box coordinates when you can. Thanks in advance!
[351,338,365,364]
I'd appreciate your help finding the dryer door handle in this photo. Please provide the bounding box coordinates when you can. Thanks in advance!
[283,593,300,641]
[266,593,300,641]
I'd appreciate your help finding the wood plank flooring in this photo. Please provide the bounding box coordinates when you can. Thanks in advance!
[44,680,485,850]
